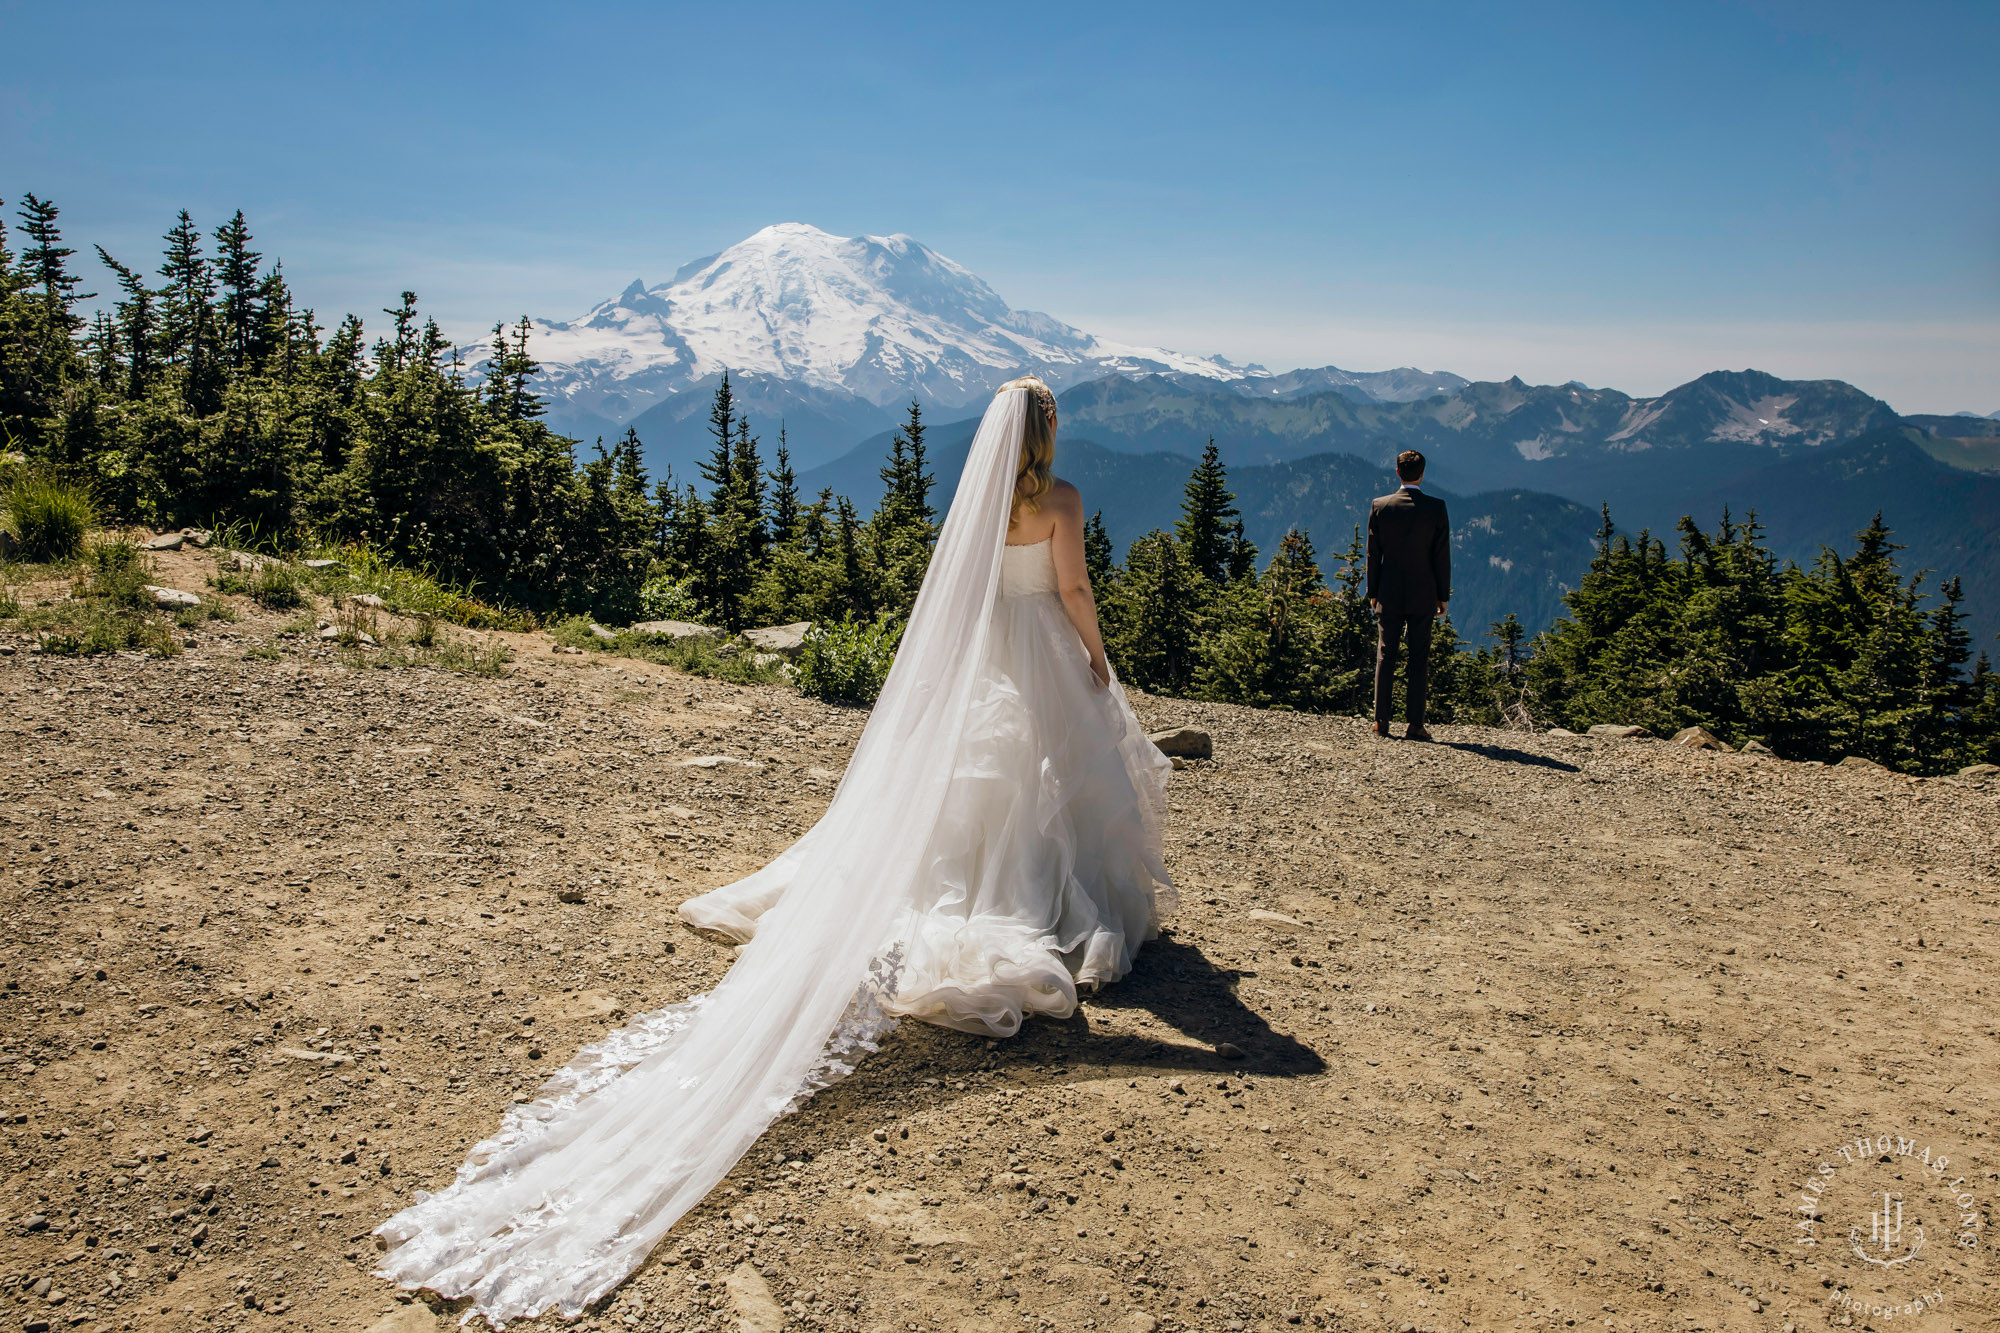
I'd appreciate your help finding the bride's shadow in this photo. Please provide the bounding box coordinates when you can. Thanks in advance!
[823,931,1325,1115]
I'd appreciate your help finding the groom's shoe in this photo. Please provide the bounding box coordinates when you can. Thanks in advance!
[1405,726,1434,743]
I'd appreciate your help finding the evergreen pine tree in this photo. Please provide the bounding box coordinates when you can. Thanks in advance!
[1198,528,1329,709]
[0,200,36,436]
[1176,439,1240,583]
[610,426,654,547]
[93,246,158,399]
[18,194,90,336]
[212,210,262,369]
[10,195,90,429]
[1083,510,1113,589]
[834,494,870,619]
[1109,531,1197,694]
[732,413,767,562]
[699,372,736,494]
[1224,517,1259,582]
[158,210,222,412]
[867,400,938,618]
[768,430,802,544]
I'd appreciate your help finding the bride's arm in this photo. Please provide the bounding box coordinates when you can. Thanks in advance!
[1047,482,1112,688]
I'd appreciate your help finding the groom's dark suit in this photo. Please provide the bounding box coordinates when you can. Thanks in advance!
[1366,484,1452,731]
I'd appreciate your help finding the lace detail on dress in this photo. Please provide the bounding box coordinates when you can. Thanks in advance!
[999,538,1058,598]
[398,955,906,1204]
[781,947,904,1114]
[375,960,905,1327]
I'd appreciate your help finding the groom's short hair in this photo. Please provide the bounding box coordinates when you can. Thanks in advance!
[1396,449,1426,482]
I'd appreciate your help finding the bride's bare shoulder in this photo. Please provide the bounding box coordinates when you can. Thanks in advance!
[1047,476,1084,513]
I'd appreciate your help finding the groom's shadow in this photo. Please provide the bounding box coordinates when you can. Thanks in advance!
[1441,740,1579,773]
[821,932,1324,1118]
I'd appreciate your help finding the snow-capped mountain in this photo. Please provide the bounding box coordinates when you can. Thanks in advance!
[485,223,1256,440]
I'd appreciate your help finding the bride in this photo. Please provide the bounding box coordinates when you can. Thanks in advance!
[374,377,1176,1325]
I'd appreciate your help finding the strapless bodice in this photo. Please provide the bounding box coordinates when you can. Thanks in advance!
[1000,538,1059,598]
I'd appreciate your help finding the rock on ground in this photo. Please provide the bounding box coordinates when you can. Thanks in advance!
[743,622,812,656]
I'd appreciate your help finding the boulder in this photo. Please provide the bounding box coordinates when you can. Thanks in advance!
[1671,725,1727,751]
[1149,727,1213,760]
[303,558,343,572]
[143,585,201,608]
[743,621,812,656]
[1837,755,1889,773]
[222,549,272,572]
[1741,739,1776,756]
[343,592,387,611]
[1586,724,1651,739]
[630,619,723,643]
[142,532,186,551]
[1958,763,1999,781]
[1546,727,1579,737]
[588,623,618,642]
[182,529,215,548]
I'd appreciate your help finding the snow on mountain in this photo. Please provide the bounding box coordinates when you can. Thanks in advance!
[1219,364,1471,403]
[479,223,1255,430]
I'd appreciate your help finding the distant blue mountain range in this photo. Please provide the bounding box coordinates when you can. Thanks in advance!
[791,372,2000,647]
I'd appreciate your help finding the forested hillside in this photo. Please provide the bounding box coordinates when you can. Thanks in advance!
[2,196,1993,773]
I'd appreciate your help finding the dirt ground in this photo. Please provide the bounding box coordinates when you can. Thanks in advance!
[3,544,1998,1333]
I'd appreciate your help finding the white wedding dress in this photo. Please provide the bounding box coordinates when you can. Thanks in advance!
[682,534,1174,1035]
[373,386,1174,1327]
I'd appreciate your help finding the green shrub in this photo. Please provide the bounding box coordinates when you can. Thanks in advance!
[637,572,700,622]
[549,614,605,650]
[4,471,95,562]
[80,533,153,608]
[35,615,179,657]
[793,613,904,705]
[432,637,512,677]
[228,560,309,609]
[174,600,237,629]
[299,539,530,630]
[336,630,512,677]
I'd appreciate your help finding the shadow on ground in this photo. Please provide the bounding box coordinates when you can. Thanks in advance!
[1441,741,1579,773]
[824,934,1326,1118]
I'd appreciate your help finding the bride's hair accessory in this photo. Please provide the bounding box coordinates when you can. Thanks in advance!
[997,377,1057,514]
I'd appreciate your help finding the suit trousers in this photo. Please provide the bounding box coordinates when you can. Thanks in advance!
[1374,611,1434,729]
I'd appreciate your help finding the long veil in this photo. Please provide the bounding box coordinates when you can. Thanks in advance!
[373,388,1031,1326]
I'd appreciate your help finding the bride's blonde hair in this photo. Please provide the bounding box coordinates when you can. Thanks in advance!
[1000,376,1057,515]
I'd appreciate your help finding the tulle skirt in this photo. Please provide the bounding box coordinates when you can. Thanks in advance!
[680,589,1174,1037]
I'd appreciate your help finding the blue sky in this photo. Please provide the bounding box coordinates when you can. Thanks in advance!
[4,0,1994,411]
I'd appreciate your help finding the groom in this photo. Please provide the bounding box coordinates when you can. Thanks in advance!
[1367,449,1451,741]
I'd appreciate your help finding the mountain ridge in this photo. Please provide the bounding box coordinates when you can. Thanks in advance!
[487,222,1996,641]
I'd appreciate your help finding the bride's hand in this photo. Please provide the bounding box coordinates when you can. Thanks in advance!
[1089,654,1110,689]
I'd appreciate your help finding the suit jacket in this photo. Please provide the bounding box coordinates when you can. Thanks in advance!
[1366,486,1451,616]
